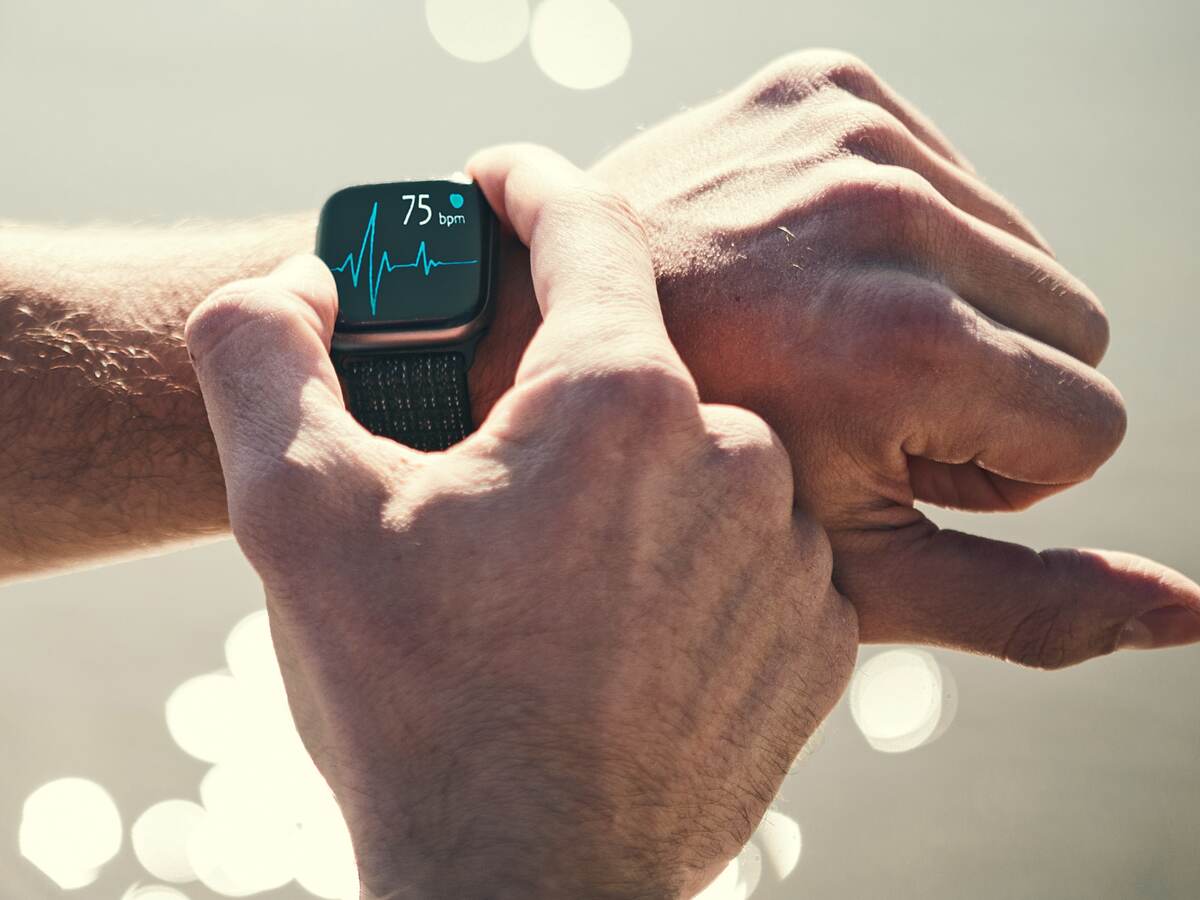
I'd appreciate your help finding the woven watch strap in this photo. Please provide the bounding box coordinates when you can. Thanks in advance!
[336,351,473,451]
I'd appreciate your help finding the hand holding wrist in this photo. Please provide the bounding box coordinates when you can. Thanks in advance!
[187,148,856,899]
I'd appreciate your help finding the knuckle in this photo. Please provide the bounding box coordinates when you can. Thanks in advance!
[590,362,699,424]
[1001,550,1116,670]
[847,275,972,374]
[185,280,262,358]
[810,49,879,94]
[743,53,817,106]
[540,361,701,438]
[745,48,869,106]
[705,405,795,508]
[865,165,939,214]
[834,102,909,162]
[538,183,648,250]
[814,164,939,239]
[185,278,295,363]
[1000,607,1073,670]
[792,513,835,579]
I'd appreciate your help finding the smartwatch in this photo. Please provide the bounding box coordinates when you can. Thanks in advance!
[316,179,499,450]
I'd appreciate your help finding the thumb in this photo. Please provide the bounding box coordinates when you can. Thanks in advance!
[185,255,375,522]
[839,523,1200,668]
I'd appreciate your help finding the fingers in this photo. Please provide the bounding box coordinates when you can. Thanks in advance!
[838,522,1200,668]
[467,144,692,384]
[834,98,1054,255]
[905,458,1073,513]
[807,49,977,174]
[186,255,392,522]
[915,317,1126,488]
[839,270,1125,498]
[936,205,1107,367]
[824,160,1109,366]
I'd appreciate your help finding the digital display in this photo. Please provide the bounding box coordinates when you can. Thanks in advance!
[317,180,492,330]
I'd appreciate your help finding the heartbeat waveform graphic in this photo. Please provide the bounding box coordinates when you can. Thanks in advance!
[330,201,479,316]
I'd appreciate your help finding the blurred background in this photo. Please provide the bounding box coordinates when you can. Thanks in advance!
[1,0,1197,898]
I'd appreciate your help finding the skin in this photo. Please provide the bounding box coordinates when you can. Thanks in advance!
[586,49,1200,665]
[2,51,1197,661]
[1,45,1196,897]
[186,149,859,899]
[0,219,300,573]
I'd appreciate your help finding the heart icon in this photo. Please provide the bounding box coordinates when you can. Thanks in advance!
[448,192,465,210]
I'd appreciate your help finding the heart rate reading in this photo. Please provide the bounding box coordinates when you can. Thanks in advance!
[330,201,479,317]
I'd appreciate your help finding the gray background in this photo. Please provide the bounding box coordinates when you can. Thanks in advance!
[1,0,1197,897]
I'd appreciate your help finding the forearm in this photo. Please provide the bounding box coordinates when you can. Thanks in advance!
[0,217,302,579]
[0,216,537,583]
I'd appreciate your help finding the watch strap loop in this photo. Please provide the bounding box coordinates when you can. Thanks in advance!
[336,350,473,451]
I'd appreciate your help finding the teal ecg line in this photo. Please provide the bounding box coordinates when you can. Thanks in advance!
[330,201,479,316]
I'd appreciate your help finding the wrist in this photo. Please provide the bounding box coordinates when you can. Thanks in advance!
[351,818,691,900]
[333,736,696,900]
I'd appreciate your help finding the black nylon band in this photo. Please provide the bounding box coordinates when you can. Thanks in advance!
[337,351,473,451]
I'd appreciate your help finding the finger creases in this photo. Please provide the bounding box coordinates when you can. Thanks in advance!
[840,270,1126,493]
[836,522,1200,668]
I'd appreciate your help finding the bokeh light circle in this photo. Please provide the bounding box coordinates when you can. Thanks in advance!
[187,803,294,898]
[850,648,955,753]
[737,842,763,896]
[169,610,358,898]
[426,0,531,63]
[690,835,772,900]
[165,672,248,763]
[224,609,298,742]
[20,778,122,890]
[530,0,632,90]
[692,855,741,900]
[131,799,205,884]
[224,609,277,687]
[756,809,801,880]
[293,788,359,900]
[120,886,192,900]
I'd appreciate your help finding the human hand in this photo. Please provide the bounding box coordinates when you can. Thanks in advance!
[186,148,857,899]
[576,50,1199,667]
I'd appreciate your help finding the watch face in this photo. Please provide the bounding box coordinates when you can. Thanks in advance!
[317,180,493,332]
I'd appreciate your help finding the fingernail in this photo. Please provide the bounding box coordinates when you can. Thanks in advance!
[1118,606,1200,650]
